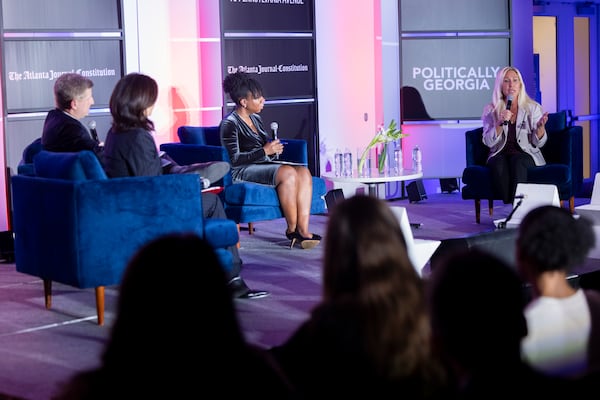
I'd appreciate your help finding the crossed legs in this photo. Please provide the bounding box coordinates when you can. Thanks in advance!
[275,165,316,239]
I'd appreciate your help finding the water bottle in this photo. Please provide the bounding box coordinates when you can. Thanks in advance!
[412,145,422,172]
[334,148,343,177]
[343,148,353,177]
[394,147,403,174]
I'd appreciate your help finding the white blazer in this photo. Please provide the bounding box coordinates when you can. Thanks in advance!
[481,101,548,166]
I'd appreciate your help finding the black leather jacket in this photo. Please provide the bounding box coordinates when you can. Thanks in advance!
[220,111,275,167]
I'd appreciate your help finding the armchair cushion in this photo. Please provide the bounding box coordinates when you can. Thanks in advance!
[225,182,282,207]
[225,176,326,208]
[34,150,107,181]
[527,164,570,185]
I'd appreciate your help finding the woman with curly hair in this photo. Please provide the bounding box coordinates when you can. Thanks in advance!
[220,71,320,249]
[517,205,600,378]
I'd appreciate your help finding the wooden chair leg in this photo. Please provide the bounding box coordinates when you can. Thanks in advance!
[475,199,481,224]
[488,199,494,216]
[43,279,52,309]
[569,196,575,213]
[95,286,105,326]
[236,224,241,248]
[248,222,254,235]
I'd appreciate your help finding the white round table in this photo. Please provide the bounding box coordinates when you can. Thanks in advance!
[322,169,423,198]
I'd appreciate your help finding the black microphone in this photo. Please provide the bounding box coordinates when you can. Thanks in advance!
[270,121,279,159]
[497,196,524,229]
[88,120,99,143]
[503,95,513,126]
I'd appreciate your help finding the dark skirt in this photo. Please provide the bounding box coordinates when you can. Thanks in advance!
[232,163,281,186]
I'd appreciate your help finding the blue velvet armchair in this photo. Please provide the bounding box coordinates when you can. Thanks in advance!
[461,110,583,223]
[11,150,239,325]
[160,125,327,234]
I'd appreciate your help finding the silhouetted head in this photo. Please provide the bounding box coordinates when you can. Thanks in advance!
[428,248,528,370]
[103,233,246,370]
[517,205,595,280]
[322,195,439,381]
[323,194,417,301]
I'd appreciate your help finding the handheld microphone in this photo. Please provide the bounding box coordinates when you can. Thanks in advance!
[88,120,99,143]
[503,95,513,126]
[270,121,279,159]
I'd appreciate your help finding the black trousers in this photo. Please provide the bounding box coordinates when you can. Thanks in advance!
[202,192,242,281]
[487,152,535,204]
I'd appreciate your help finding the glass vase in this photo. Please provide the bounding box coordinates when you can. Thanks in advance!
[377,143,389,175]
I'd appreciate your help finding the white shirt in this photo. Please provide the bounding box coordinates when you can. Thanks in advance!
[521,289,591,378]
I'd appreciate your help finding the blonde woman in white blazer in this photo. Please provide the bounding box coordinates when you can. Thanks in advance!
[482,66,549,204]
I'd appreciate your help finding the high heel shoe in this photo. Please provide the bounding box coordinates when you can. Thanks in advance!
[286,230,321,249]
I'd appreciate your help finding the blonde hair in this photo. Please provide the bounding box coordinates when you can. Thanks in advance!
[490,66,538,118]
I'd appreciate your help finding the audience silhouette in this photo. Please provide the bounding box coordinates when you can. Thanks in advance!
[427,248,577,398]
[516,205,600,378]
[270,195,449,398]
[52,233,295,399]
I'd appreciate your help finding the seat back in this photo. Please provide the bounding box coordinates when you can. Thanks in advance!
[540,110,568,165]
[21,137,43,164]
[465,127,487,167]
[34,150,107,181]
[177,125,221,146]
[537,111,583,198]
[17,137,43,175]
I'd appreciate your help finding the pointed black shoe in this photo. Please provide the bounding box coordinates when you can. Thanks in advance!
[228,276,270,300]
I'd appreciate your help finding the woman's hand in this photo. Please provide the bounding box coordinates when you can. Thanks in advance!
[264,139,284,156]
[500,109,513,124]
[536,112,549,138]
[537,112,549,129]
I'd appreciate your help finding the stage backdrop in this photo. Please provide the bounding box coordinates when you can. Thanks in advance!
[219,0,319,175]
[1,0,124,178]
[399,0,511,122]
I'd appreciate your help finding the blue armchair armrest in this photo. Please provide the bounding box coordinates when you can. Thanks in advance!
[160,143,232,187]
[278,139,308,165]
